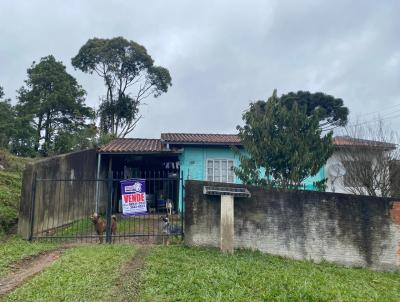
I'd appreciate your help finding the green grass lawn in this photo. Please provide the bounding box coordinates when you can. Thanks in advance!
[0,236,57,277]
[55,216,151,236]
[51,214,182,238]
[1,242,399,301]
[2,245,137,302]
[139,246,400,302]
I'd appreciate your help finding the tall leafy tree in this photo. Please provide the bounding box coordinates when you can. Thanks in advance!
[17,55,94,156]
[0,86,36,157]
[71,37,172,137]
[9,113,37,157]
[236,90,333,189]
[0,86,15,149]
[279,91,349,130]
[53,124,98,154]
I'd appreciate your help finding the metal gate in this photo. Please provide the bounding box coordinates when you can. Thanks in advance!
[28,171,184,243]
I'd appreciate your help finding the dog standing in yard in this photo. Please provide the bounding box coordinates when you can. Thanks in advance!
[90,213,117,243]
[166,199,173,216]
[161,215,180,245]
[161,215,171,245]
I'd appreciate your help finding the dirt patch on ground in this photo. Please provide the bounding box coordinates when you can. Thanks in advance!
[0,249,64,297]
[106,246,151,302]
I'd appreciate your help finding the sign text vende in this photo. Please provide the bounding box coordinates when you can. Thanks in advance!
[123,193,145,203]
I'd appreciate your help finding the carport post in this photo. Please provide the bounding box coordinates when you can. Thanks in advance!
[95,153,101,213]
[105,175,113,244]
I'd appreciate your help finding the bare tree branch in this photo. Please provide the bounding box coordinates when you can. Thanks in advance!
[336,119,400,197]
[119,115,142,138]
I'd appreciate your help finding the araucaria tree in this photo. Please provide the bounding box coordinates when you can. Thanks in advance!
[236,90,334,189]
[72,37,172,137]
[279,91,349,131]
[17,55,94,156]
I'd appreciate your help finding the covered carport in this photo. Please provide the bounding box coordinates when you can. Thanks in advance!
[18,138,185,242]
[96,138,182,214]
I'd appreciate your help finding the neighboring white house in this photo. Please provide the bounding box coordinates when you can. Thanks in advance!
[325,136,397,195]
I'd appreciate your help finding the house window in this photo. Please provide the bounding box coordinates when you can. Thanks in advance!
[207,159,235,183]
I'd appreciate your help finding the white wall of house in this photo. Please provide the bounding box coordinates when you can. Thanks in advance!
[325,149,384,195]
[325,151,347,194]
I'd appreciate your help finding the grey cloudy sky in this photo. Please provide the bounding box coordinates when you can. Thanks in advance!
[1,0,399,138]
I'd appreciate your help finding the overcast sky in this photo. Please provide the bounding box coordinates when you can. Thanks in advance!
[1,0,399,138]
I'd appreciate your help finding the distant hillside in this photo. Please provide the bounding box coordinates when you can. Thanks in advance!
[0,150,33,236]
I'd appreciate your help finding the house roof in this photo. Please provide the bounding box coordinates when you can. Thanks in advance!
[333,136,396,150]
[161,133,241,145]
[98,138,165,153]
[98,134,397,153]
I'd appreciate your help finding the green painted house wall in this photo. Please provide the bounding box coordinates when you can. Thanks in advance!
[178,146,241,211]
[179,146,242,183]
[177,145,325,211]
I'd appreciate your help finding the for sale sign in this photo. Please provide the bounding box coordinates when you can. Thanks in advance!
[120,179,147,216]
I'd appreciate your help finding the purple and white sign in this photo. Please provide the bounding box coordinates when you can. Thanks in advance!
[120,179,147,216]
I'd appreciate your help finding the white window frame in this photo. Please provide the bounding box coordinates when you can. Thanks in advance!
[206,159,235,183]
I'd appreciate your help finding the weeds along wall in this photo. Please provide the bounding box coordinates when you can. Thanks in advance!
[18,149,99,239]
[184,180,400,271]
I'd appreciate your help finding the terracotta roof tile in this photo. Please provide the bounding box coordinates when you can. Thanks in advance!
[98,134,396,153]
[161,133,241,145]
[333,136,396,149]
[98,138,164,153]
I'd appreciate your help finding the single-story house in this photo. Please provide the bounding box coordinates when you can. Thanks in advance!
[17,132,397,239]
[98,133,327,212]
[97,133,245,213]
[98,133,398,209]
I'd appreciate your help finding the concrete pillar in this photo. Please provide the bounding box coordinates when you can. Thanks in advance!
[220,195,234,254]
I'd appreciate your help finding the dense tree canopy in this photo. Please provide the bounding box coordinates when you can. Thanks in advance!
[72,37,172,137]
[279,91,349,130]
[0,87,15,149]
[9,113,37,157]
[236,90,334,189]
[16,55,94,156]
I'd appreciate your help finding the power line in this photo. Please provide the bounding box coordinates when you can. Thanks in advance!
[346,112,400,128]
[355,103,400,118]
[326,110,400,132]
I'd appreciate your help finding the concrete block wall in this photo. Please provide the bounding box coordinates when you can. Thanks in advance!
[184,180,400,271]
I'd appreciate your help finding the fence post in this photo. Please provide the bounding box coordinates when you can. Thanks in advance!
[105,177,113,244]
[28,172,37,241]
